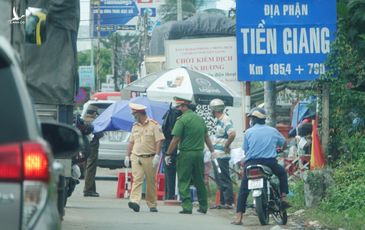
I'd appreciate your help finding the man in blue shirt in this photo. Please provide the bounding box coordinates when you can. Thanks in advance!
[232,107,288,225]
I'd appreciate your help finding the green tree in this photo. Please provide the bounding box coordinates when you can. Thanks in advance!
[317,0,365,161]
[346,0,365,58]
[77,48,112,84]
[108,32,140,81]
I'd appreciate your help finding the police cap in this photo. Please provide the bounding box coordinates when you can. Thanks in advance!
[174,96,192,106]
[129,103,147,112]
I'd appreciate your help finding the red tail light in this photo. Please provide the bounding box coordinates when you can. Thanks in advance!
[0,143,22,181]
[247,168,264,178]
[22,142,49,182]
[0,141,49,182]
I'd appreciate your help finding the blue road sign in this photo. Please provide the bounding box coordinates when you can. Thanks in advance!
[236,0,336,81]
[141,7,156,17]
[92,0,139,37]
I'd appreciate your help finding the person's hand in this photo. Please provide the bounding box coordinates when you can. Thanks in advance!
[124,156,130,168]
[165,155,172,166]
[152,154,160,168]
[211,151,218,160]
[224,146,231,154]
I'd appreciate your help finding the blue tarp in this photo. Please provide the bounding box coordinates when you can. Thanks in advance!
[92,97,169,133]
[291,97,316,129]
[291,102,310,129]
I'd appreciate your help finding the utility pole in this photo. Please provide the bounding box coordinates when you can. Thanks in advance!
[264,81,276,127]
[244,82,251,130]
[143,12,149,56]
[113,33,119,91]
[177,0,182,21]
[95,0,101,92]
[321,82,330,157]
[137,12,149,78]
[90,0,94,91]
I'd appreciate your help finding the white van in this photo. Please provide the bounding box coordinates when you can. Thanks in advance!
[81,99,130,169]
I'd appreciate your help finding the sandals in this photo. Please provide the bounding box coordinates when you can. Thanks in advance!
[210,204,223,209]
[230,220,243,225]
[281,200,292,209]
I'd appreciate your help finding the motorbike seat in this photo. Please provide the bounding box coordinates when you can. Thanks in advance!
[247,164,273,176]
[258,164,273,176]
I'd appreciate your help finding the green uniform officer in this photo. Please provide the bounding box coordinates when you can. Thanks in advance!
[166,97,215,214]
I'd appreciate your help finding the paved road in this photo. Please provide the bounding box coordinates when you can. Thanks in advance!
[62,168,297,230]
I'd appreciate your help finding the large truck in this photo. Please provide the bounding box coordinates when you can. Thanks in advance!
[1,0,80,218]
[26,0,80,218]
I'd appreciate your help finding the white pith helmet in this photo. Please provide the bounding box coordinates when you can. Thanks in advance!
[209,98,225,112]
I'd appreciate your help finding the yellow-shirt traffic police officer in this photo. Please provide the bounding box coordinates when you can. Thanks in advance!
[126,103,165,213]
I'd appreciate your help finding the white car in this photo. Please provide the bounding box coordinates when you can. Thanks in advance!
[81,100,130,169]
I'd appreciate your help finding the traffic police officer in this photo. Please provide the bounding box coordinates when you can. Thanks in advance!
[125,103,165,213]
[83,104,102,197]
[166,97,215,214]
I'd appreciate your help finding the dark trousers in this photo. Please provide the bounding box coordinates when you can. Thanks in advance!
[236,158,288,213]
[84,139,99,193]
[177,150,207,212]
[162,139,177,199]
[212,158,234,205]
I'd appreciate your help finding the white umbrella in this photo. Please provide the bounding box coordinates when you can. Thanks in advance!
[125,67,241,107]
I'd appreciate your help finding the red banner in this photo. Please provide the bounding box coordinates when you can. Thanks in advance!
[310,119,326,170]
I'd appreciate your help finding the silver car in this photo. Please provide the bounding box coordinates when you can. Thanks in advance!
[0,37,81,229]
[81,100,130,169]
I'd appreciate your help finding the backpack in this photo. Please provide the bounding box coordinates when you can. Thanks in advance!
[162,104,181,140]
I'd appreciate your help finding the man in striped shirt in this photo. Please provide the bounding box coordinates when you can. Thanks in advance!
[210,99,236,209]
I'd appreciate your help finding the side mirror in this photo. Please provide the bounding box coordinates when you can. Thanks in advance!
[41,122,83,159]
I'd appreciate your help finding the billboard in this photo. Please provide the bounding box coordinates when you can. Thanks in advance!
[92,0,139,37]
[165,37,239,92]
[79,66,95,89]
[236,0,336,81]
[92,0,165,37]
[165,37,243,146]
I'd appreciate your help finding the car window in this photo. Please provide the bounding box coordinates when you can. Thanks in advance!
[0,66,28,144]
[94,103,111,115]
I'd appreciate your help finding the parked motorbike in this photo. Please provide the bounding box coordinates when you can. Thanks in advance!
[246,164,288,225]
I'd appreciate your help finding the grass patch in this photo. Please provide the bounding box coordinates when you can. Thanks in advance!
[287,160,365,230]
[288,180,305,210]
[305,208,365,230]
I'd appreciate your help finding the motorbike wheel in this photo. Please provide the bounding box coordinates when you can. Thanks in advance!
[255,192,270,225]
[272,209,288,225]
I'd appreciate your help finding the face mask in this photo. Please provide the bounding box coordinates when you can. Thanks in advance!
[132,112,139,121]
[176,110,182,117]
[249,119,254,127]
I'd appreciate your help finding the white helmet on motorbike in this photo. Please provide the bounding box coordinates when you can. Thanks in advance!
[209,98,225,112]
